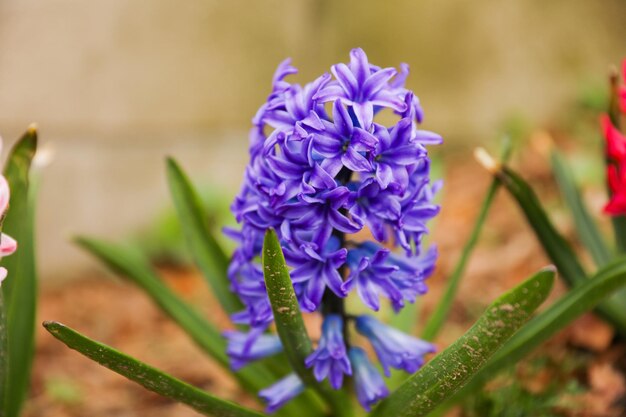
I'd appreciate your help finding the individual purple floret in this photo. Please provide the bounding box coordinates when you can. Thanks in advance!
[259,373,305,413]
[224,330,283,370]
[355,315,436,377]
[349,347,390,411]
[314,48,406,129]
[344,241,438,312]
[226,48,442,411]
[305,314,352,389]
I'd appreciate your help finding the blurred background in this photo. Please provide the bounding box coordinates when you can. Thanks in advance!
[1,0,625,281]
[2,2,626,416]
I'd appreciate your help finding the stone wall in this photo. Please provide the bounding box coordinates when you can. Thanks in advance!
[1,0,625,280]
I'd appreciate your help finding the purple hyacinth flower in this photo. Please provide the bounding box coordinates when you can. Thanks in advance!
[344,247,401,311]
[279,186,362,247]
[227,52,443,403]
[224,329,283,370]
[386,245,438,302]
[314,48,407,129]
[370,119,432,191]
[308,100,378,177]
[394,178,442,255]
[259,373,305,413]
[305,314,352,389]
[267,133,337,199]
[356,315,436,377]
[282,237,348,312]
[263,73,330,134]
[349,347,389,411]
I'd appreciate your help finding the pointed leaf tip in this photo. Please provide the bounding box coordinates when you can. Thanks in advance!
[44,322,266,417]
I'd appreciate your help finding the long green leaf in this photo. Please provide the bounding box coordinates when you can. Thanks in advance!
[431,257,626,414]
[75,237,274,393]
[262,229,353,417]
[498,165,587,285]
[551,150,612,267]
[166,158,242,315]
[371,268,555,417]
[1,127,38,417]
[43,321,264,417]
[488,159,626,333]
[0,293,7,413]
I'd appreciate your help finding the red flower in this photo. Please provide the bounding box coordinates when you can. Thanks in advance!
[603,60,626,216]
[603,115,626,215]
[603,122,626,214]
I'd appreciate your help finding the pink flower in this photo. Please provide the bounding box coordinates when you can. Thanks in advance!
[0,144,17,285]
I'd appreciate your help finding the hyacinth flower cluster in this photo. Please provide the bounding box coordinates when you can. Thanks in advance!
[225,48,441,412]
[602,59,626,215]
[0,137,17,285]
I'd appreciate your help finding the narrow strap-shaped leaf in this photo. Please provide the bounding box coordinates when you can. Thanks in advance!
[479,153,626,333]
[75,237,275,394]
[43,321,264,417]
[422,139,513,341]
[262,229,353,417]
[166,158,243,315]
[1,127,38,417]
[371,267,555,417]
[498,165,587,285]
[431,257,626,414]
[551,150,612,267]
[262,229,313,378]
[0,293,7,416]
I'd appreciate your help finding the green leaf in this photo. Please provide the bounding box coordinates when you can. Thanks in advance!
[262,229,353,417]
[262,229,313,379]
[491,161,626,333]
[165,158,243,315]
[43,321,265,417]
[371,267,555,417]
[422,138,512,342]
[0,293,7,412]
[431,257,626,414]
[75,237,274,394]
[550,150,612,267]
[1,126,38,417]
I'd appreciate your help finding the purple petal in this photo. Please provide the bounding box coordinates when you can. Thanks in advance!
[370,89,407,112]
[382,145,422,165]
[362,67,397,99]
[357,277,380,311]
[313,83,345,103]
[324,264,347,297]
[309,163,337,189]
[331,63,359,98]
[341,147,372,172]
[332,101,354,138]
[349,48,370,86]
[351,128,378,151]
[352,102,374,130]
[329,209,362,234]
[413,130,443,145]
[375,163,393,189]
